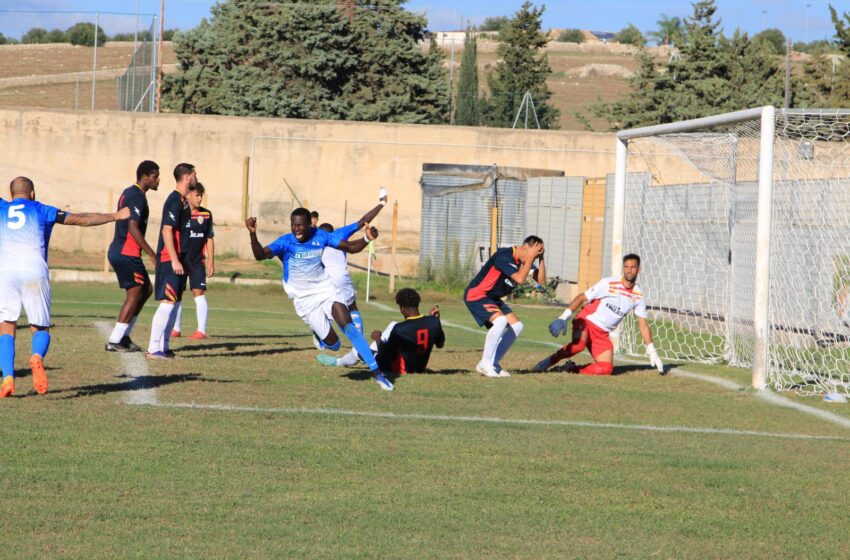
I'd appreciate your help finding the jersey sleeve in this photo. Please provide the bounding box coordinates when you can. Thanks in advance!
[335,221,361,241]
[38,203,61,225]
[584,278,609,301]
[125,190,145,223]
[434,320,446,348]
[207,212,215,238]
[492,251,518,277]
[266,235,291,258]
[161,194,182,228]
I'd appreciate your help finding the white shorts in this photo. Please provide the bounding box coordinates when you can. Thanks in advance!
[330,274,357,307]
[0,273,51,327]
[293,284,346,340]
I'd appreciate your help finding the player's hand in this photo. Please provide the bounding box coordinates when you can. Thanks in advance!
[429,305,440,318]
[245,217,257,233]
[548,318,568,337]
[147,254,157,270]
[370,330,382,343]
[365,225,379,241]
[378,187,388,205]
[207,264,215,278]
[172,260,184,276]
[646,343,665,375]
[114,207,131,221]
[530,242,545,257]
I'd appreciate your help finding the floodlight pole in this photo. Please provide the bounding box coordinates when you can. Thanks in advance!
[156,0,165,112]
[91,12,99,110]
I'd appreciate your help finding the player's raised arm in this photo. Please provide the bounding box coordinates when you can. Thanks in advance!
[337,225,378,254]
[355,186,389,229]
[509,240,544,285]
[61,206,131,226]
[245,217,274,260]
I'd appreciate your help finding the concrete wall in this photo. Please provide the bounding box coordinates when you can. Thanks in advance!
[0,108,620,274]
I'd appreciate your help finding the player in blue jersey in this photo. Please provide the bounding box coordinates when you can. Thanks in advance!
[0,177,130,397]
[246,192,394,391]
[105,160,160,353]
[146,163,196,358]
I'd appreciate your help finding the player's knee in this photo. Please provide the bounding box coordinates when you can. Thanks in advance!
[511,321,524,336]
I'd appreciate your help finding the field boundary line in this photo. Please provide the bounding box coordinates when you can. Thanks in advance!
[138,401,848,442]
[95,322,159,405]
[367,302,850,431]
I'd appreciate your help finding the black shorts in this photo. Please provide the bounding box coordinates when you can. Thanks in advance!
[108,249,149,290]
[187,263,208,291]
[464,296,512,328]
[154,260,187,303]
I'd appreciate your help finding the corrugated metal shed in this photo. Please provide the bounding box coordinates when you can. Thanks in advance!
[524,176,585,282]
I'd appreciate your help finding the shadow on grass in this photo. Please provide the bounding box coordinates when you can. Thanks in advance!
[182,346,300,359]
[211,334,310,340]
[341,368,469,383]
[514,363,660,376]
[53,372,237,400]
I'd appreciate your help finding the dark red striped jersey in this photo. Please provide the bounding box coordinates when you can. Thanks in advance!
[109,184,148,257]
[377,315,445,374]
[464,247,521,301]
[156,190,190,263]
[183,206,214,268]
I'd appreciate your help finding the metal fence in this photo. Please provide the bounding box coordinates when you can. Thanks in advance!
[0,10,158,112]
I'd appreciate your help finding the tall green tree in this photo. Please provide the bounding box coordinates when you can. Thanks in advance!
[615,24,646,46]
[829,4,850,54]
[455,29,480,126]
[483,1,559,129]
[723,30,784,109]
[593,49,674,128]
[647,14,683,46]
[793,5,850,107]
[164,0,449,124]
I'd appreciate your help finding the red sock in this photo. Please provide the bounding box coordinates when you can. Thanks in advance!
[579,362,613,376]
[551,339,587,365]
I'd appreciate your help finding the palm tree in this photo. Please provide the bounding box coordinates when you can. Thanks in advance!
[647,14,683,46]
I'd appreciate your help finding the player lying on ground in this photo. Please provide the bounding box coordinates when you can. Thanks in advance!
[105,160,160,353]
[464,236,545,378]
[316,187,388,354]
[317,287,445,375]
[172,181,215,340]
[246,203,394,391]
[534,253,665,375]
[0,177,130,397]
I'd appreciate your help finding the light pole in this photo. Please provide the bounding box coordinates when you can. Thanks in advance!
[805,3,811,44]
[762,10,767,30]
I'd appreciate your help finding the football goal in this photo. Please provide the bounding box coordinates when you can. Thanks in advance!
[612,106,850,396]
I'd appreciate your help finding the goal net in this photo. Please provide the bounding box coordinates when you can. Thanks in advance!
[615,107,850,396]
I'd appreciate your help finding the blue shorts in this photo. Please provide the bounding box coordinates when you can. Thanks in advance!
[464,295,512,328]
[108,249,149,290]
[155,260,187,303]
[187,263,208,291]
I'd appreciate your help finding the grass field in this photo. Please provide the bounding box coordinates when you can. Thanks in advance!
[1,278,848,558]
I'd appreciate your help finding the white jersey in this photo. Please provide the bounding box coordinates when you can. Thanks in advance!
[322,246,349,282]
[584,277,647,332]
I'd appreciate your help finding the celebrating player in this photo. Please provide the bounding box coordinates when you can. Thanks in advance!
[146,163,196,358]
[105,160,160,353]
[534,253,664,375]
[464,236,545,378]
[172,181,214,340]
[317,288,445,375]
[246,196,394,391]
[315,187,388,356]
[0,177,130,397]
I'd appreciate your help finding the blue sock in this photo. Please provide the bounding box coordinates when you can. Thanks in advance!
[343,323,378,372]
[0,335,15,379]
[351,311,364,334]
[32,330,50,359]
[326,339,341,351]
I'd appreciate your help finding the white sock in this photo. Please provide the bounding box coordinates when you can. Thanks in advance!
[108,322,129,344]
[494,321,524,368]
[163,303,180,352]
[482,315,508,365]
[125,315,138,337]
[195,295,208,334]
[337,347,362,367]
[173,302,183,334]
[148,303,174,354]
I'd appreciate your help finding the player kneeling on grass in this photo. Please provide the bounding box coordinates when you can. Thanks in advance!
[246,204,394,391]
[534,253,664,376]
[172,182,215,340]
[465,236,545,378]
[0,177,131,397]
[317,288,445,375]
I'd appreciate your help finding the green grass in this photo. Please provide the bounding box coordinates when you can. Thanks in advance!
[1,282,849,558]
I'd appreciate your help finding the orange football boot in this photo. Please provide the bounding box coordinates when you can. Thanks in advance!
[0,376,14,398]
[30,354,48,395]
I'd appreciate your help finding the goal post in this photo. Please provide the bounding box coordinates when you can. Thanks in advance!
[613,106,850,396]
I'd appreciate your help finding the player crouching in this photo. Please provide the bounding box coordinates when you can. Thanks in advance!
[317,288,445,376]
[535,253,664,375]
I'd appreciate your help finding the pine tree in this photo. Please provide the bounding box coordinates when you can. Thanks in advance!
[483,1,559,129]
[164,0,449,123]
[455,29,480,126]
[593,49,674,128]
[722,30,784,110]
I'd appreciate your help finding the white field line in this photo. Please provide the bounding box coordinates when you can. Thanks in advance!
[95,322,159,405]
[142,401,848,442]
[370,302,850,432]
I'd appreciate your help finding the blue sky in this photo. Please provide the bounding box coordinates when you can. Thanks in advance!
[1,0,842,43]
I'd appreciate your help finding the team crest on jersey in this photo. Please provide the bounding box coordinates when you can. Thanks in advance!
[197,216,204,224]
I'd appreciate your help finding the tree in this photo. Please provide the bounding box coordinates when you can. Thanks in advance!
[592,49,674,128]
[455,29,480,125]
[752,28,786,54]
[558,29,584,44]
[22,28,49,44]
[0,33,9,45]
[793,5,850,107]
[164,1,449,124]
[479,16,509,32]
[47,29,67,42]
[647,14,683,46]
[723,30,784,109]
[830,4,850,55]
[423,37,452,124]
[483,1,559,128]
[66,22,107,47]
[615,23,646,46]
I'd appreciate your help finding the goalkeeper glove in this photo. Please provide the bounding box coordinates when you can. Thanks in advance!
[548,309,572,337]
[378,187,388,206]
[646,343,665,374]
